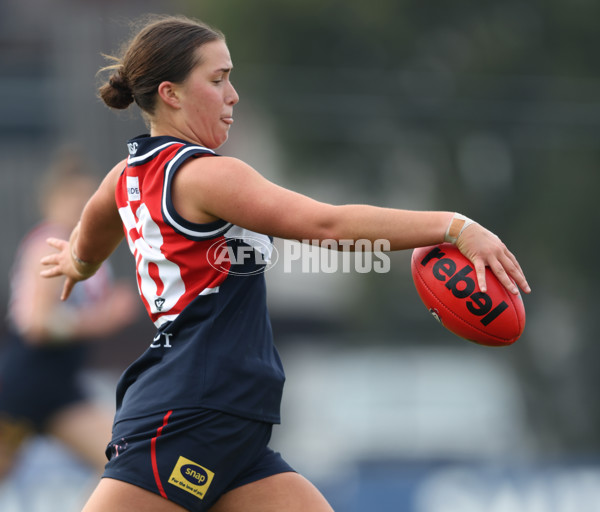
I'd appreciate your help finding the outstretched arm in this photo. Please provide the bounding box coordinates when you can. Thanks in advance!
[172,156,530,295]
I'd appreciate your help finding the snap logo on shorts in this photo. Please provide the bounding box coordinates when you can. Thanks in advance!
[168,455,215,500]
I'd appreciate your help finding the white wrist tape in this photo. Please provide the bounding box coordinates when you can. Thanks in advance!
[70,245,101,278]
[444,213,474,244]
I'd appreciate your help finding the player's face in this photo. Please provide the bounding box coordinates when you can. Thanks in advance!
[177,40,239,149]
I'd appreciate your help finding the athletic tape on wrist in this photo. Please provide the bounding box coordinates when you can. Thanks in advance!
[70,246,101,278]
[444,213,474,244]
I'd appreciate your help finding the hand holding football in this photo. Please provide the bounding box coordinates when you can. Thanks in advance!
[411,243,526,346]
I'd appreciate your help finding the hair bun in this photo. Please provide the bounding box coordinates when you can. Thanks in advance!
[100,71,134,110]
[109,73,132,95]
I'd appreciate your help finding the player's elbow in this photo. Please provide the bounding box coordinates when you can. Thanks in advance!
[305,205,354,247]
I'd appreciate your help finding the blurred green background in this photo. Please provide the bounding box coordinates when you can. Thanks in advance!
[202,0,600,449]
[1,0,599,510]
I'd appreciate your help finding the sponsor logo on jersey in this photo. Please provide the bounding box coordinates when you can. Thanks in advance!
[126,176,141,201]
[150,331,173,348]
[168,456,215,500]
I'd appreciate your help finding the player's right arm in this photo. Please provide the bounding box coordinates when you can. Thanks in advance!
[41,160,126,300]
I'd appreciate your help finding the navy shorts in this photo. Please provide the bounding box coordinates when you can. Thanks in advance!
[103,408,295,511]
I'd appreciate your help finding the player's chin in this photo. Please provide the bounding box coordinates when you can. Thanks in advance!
[210,130,230,149]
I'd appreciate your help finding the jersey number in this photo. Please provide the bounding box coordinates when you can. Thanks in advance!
[119,203,185,315]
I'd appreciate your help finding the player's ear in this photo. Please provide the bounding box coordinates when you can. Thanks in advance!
[157,81,181,109]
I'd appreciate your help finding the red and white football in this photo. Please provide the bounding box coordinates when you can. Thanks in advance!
[411,243,525,346]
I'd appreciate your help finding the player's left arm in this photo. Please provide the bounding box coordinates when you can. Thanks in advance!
[71,160,126,265]
[41,160,126,300]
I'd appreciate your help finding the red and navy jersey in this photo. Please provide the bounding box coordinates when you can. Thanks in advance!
[113,134,284,424]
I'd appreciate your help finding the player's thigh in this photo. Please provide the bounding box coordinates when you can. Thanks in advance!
[82,477,187,512]
[209,472,334,512]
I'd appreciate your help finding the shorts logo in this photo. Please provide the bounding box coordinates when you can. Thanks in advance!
[168,455,215,500]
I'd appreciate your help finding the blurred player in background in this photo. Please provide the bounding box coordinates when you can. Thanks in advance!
[41,15,530,512]
[0,147,139,480]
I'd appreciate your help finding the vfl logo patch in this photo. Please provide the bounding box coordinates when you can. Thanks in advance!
[127,176,141,201]
[154,297,165,311]
[168,456,215,500]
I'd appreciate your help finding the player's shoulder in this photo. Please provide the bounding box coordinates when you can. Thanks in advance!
[182,154,254,184]
[110,157,129,175]
[190,153,245,168]
[106,157,129,184]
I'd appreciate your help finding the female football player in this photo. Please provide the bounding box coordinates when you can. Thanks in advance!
[41,15,530,512]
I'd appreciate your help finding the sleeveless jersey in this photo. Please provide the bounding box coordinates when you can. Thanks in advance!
[113,134,285,424]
